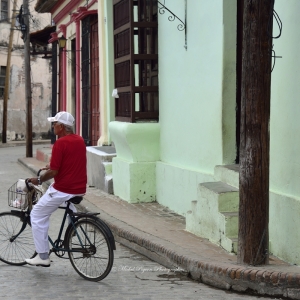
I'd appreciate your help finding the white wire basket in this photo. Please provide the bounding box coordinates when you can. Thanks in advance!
[8,181,43,210]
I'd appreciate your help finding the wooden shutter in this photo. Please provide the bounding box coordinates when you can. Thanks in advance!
[81,16,91,145]
[113,0,158,122]
[51,41,58,144]
[58,48,63,111]
[90,17,100,146]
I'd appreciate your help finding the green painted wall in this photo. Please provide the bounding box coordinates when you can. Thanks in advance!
[156,0,236,214]
[109,122,160,202]
[104,0,116,132]
[156,161,214,214]
[159,0,223,172]
[270,1,300,198]
[268,1,300,264]
[106,0,300,265]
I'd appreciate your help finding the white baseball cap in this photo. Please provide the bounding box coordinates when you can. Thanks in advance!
[47,111,75,126]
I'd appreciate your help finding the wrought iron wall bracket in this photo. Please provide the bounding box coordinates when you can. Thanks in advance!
[158,0,187,50]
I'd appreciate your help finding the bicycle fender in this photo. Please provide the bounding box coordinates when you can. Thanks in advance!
[94,218,116,251]
[10,210,30,224]
[10,210,23,217]
[77,215,116,250]
[63,216,116,251]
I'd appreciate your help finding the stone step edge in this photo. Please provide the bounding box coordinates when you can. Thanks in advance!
[103,161,113,175]
[36,147,52,163]
[200,181,239,194]
[199,182,239,211]
[214,164,239,189]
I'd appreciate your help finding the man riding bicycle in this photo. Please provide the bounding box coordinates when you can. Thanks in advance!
[25,111,87,267]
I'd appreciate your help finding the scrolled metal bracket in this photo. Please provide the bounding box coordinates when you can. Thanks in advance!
[158,0,187,50]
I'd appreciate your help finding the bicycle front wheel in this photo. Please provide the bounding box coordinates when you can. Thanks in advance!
[66,218,114,281]
[0,212,36,265]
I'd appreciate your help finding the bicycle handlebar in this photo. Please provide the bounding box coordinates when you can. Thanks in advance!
[25,169,45,191]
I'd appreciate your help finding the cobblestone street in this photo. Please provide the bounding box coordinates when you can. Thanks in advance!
[0,240,283,300]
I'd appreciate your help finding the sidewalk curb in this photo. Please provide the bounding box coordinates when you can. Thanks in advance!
[0,140,51,148]
[18,156,300,299]
[78,196,300,299]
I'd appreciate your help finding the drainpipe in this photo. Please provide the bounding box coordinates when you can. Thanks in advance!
[59,25,67,111]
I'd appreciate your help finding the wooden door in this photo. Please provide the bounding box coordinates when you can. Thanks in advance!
[90,18,100,146]
[58,48,63,111]
[236,0,243,163]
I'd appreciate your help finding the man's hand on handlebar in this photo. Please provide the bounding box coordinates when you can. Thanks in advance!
[28,165,49,186]
[28,166,58,186]
[28,177,39,186]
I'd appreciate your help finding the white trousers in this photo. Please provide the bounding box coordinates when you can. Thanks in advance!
[31,184,82,254]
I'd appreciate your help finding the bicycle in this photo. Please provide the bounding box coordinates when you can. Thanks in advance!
[0,170,116,282]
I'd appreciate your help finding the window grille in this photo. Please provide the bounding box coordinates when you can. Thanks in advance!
[1,0,8,21]
[0,66,6,98]
[113,0,158,122]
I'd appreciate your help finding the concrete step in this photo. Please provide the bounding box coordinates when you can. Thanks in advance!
[231,237,238,253]
[214,164,239,189]
[220,211,238,238]
[221,236,238,254]
[186,181,239,254]
[200,181,239,213]
[87,146,116,162]
[187,165,240,254]
[103,162,113,194]
[103,161,112,175]
[35,145,116,195]
[186,200,199,234]
[87,146,116,194]
[36,146,52,163]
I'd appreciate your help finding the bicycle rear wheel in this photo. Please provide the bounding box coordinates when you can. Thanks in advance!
[66,218,114,281]
[0,212,36,265]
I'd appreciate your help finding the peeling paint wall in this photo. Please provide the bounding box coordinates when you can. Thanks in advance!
[0,0,52,140]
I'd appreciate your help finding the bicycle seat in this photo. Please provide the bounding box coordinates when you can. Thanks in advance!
[67,196,83,204]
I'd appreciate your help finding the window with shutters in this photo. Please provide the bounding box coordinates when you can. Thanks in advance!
[113,0,158,122]
[1,0,8,21]
[0,66,6,98]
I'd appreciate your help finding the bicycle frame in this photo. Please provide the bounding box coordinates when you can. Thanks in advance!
[2,171,115,281]
[48,203,95,254]
[10,175,116,256]
[10,204,95,255]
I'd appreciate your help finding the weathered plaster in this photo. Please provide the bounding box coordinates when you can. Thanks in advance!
[0,0,52,139]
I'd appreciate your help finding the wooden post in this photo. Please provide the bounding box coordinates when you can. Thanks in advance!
[2,0,17,143]
[238,0,274,265]
[23,0,32,157]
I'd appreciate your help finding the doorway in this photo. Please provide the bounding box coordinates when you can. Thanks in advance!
[236,0,243,164]
[90,18,100,146]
